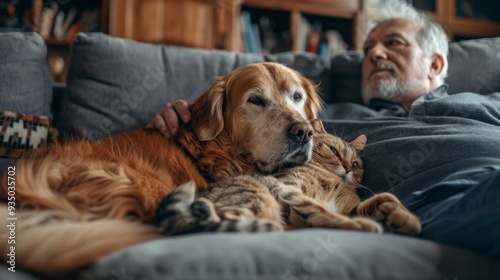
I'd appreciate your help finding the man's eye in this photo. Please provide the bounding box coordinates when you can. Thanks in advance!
[363,46,372,54]
[387,40,402,47]
[247,96,266,106]
[293,92,303,101]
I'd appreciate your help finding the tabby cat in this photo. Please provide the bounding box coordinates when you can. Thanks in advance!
[156,119,421,236]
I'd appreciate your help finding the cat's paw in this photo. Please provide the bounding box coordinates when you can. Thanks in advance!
[344,217,383,233]
[191,198,221,223]
[358,193,421,236]
[220,219,285,232]
[254,219,285,232]
[377,199,421,235]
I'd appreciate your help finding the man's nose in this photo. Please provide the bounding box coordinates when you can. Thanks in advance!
[367,43,388,61]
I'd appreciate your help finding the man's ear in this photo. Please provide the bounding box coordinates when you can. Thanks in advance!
[190,77,225,141]
[429,54,445,80]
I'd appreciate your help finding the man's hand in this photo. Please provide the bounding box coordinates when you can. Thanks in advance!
[147,99,191,138]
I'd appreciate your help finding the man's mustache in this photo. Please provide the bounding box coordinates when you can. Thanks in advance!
[372,60,397,73]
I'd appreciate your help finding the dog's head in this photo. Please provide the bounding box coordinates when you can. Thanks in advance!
[190,62,323,172]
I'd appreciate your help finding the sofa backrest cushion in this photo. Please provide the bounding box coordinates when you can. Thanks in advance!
[0,32,52,117]
[446,37,500,95]
[57,33,329,140]
[328,36,500,103]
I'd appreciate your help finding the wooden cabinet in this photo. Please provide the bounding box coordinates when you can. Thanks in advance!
[8,0,500,82]
[108,0,218,49]
[107,0,365,53]
[446,0,500,40]
[409,0,500,41]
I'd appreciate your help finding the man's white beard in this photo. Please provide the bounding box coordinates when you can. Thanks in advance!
[362,62,422,104]
[363,75,406,102]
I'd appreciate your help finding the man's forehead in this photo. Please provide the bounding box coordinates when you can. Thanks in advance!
[366,18,421,41]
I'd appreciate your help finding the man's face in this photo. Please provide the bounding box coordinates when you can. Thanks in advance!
[362,18,430,105]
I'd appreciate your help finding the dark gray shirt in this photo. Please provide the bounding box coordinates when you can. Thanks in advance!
[320,85,500,198]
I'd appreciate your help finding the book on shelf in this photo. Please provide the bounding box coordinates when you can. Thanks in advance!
[240,11,289,54]
[55,7,77,39]
[240,11,258,54]
[39,2,58,38]
[298,16,347,60]
[51,10,64,37]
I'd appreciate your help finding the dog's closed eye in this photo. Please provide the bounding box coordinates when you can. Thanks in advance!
[248,96,267,107]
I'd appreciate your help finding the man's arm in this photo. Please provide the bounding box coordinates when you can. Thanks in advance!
[147,99,191,138]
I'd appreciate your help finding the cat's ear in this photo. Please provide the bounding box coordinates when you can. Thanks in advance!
[349,135,367,153]
[310,119,326,134]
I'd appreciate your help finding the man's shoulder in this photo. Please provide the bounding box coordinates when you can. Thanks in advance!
[411,85,500,124]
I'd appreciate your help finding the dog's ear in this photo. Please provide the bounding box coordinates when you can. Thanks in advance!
[301,76,324,119]
[190,77,225,141]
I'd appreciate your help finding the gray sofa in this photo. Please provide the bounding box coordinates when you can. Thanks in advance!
[1,32,500,280]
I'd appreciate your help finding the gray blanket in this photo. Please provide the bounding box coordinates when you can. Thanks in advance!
[321,85,500,197]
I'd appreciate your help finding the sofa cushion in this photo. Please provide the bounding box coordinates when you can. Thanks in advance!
[57,33,329,140]
[328,37,500,103]
[0,32,52,117]
[80,229,500,280]
[446,37,500,95]
[0,32,53,173]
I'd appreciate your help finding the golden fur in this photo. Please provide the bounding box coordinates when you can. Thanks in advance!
[0,62,322,278]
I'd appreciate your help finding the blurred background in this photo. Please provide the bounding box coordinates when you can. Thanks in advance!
[1,0,500,82]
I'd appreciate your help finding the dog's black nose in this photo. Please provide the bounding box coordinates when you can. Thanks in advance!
[289,122,313,143]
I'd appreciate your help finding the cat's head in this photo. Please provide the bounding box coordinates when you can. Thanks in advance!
[309,119,366,184]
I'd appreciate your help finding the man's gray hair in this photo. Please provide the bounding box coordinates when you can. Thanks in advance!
[367,0,449,81]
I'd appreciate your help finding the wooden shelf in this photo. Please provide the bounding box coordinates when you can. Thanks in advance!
[240,0,365,53]
[243,0,359,18]
[408,0,500,41]
[21,0,500,83]
[43,38,72,46]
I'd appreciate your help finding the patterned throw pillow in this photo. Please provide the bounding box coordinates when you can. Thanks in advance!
[0,111,58,158]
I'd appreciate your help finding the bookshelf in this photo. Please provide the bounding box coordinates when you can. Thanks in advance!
[238,0,365,58]
[3,0,500,82]
[0,0,109,82]
[36,0,108,82]
[105,0,367,55]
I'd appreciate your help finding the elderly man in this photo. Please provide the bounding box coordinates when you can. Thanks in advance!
[149,1,500,258]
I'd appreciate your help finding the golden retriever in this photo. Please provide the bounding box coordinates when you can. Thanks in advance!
[0,62,322,278]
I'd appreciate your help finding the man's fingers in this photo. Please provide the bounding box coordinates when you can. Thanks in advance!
[147,100,189,139]
[149,114,171,138]
[172,99,191,123]
[161,106,180,136]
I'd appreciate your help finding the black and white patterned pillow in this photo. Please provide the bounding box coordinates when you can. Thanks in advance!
[0,111,58,158]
